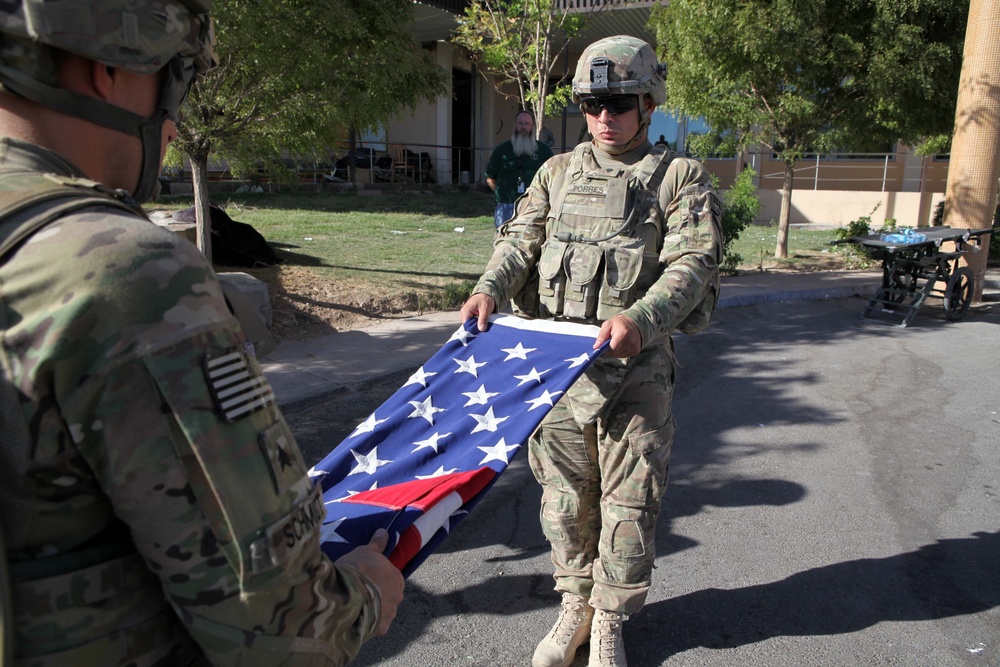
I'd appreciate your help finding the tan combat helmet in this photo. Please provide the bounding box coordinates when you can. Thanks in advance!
[0,1,216,203]
[572,35,666,105]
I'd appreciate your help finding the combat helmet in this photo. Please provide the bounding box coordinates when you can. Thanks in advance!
[0,1,215,203]
[572,35,666,105]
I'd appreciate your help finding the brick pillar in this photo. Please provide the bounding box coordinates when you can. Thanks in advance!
[944,0,1000,301]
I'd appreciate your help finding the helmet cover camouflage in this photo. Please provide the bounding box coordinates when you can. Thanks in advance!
[0,1,216,203]
[572,35,666,105]
[0,0,215,76]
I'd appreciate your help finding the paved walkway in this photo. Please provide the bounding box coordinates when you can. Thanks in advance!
[261,268,1000,407]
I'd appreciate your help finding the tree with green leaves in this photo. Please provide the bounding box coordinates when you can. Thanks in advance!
[169,0,446,259]
[453,0,599,140]
[651,0,966,258]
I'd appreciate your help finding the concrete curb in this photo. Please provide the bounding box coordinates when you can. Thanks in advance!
[717,284,877,309]
[264,267,999,409]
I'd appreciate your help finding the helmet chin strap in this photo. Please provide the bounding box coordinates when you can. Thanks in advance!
[0,65,165,203]
[595,108,652,156]
[133,110,168,204]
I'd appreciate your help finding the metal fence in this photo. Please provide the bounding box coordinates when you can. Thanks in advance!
[179,143,947,195]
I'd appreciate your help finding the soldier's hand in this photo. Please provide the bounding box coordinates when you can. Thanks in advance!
[595,314,642,358]
[459,293,496,332]
[337,529,404,637]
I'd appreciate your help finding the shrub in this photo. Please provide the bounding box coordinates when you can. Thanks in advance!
[718,168,762,274]
[832,203,902,269]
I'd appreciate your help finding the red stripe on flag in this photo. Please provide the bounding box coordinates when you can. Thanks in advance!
[343,467,496,510]
[390,526,422,569]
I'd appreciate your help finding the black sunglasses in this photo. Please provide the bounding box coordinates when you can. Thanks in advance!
[579,95,641,117]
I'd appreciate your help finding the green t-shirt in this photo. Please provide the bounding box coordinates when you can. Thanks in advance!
[485,139,554,204]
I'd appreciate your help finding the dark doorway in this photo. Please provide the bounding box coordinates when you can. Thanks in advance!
[452,68,472,184]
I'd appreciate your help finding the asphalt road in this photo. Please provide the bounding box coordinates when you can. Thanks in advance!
[284,295,1000,667]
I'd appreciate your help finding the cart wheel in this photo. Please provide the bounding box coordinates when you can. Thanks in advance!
[944,267,974,320]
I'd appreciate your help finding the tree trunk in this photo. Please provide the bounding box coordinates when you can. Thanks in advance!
[943,0,1000,302]
[191,153,212,263]
[775,161,794,258]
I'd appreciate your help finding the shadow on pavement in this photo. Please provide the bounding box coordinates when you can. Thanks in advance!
[348,297,1000,665]
[630,531,1000,664]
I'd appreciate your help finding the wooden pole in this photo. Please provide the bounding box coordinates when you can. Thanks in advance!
[943,0,999,301]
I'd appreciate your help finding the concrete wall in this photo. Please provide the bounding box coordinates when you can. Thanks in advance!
[756,189,946,228]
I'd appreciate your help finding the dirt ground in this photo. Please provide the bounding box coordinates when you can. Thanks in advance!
[228,264,425,342]
[224,249,852,344]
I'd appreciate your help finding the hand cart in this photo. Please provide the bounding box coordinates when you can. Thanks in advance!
[833,225,995,327]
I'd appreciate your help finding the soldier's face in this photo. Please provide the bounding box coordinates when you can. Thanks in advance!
[584,95,653,149]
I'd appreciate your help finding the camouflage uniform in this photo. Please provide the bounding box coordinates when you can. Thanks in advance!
[472,136,722,613]
[0,138,381,665]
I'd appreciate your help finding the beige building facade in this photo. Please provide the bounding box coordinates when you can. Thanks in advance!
[362,0,954,228]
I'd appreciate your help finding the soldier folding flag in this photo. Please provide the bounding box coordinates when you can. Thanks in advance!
[308,314,609,577]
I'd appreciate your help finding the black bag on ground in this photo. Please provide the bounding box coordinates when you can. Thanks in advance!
[173,204,280,267]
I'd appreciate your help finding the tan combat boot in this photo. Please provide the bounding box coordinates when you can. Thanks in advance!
[587,609,628,667]
[531,593,595,667]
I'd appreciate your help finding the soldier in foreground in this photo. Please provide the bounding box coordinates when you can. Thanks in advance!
[460,36,723,667]
[0,2,402,665]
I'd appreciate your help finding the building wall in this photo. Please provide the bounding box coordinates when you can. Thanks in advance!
[756,189,945,228]
[377,40,956,230]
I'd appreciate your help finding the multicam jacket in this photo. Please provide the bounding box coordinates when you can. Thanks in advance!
[476,140,721,343]
[473,140,722,422]
[0,138,380,666]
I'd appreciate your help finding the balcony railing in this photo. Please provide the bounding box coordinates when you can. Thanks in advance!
[556,0,661,10]
[415,0,471,13]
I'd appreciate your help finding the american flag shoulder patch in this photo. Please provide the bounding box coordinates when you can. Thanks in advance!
[205,347,276,422]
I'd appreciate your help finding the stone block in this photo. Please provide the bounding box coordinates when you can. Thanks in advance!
[218,272,272,327]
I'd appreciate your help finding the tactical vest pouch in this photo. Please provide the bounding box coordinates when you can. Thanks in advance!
[537,238,569,315]
[562,243,603,319]
[597,240,644,321]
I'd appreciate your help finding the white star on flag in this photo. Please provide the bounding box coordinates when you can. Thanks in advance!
[500,342,536,361]
[525,389,564,411]
[449,328,477,346]
[404,366,437,388]
[454,354,488,377]
[478,437,520,465]
[320,517,350,544]
[348,446,391,476]
[350,412,388,437]
[412,432,451,453]
[330,481,379,502]
[514,367,549,386]
[310,314,609,577]
[566,353,591,368]
[462,384,500,406]
[408,396,445,424]
[416,465,459,479]
[469,406,509,433]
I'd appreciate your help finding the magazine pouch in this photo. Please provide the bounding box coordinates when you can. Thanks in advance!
[598,239,644,321]
[562,242,603,319]
[537,237,569,315]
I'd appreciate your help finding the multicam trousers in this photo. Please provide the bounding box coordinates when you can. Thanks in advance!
[528,341,676,614]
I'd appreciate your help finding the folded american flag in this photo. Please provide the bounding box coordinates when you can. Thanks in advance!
[308,314,608,576]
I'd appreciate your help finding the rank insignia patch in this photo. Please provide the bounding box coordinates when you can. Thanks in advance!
[205,348,276,421]
[259,421,307,495]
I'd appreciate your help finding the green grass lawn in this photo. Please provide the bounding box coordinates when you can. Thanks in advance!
[730,224,845,271]
[155,189,499,302]
[152,189,847,305]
